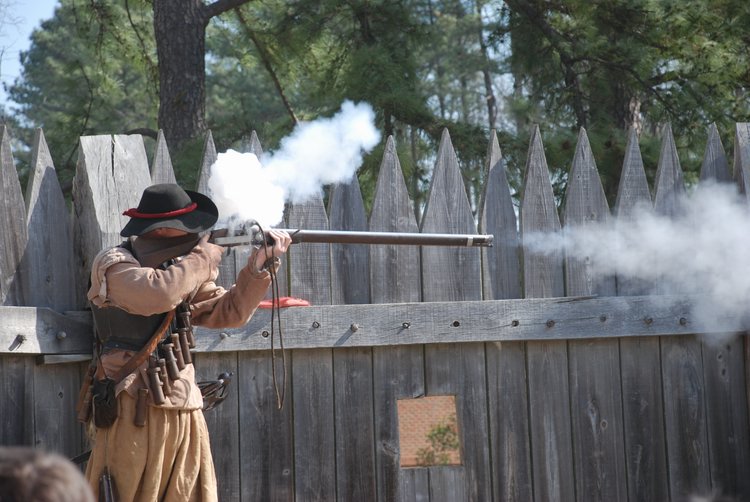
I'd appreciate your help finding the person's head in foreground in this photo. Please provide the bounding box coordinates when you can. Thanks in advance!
[0,446,94,502]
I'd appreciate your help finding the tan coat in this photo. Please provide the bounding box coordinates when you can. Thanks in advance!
[85,238,272,501]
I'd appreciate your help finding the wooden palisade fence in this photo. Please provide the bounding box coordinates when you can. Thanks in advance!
[1,122,750,501]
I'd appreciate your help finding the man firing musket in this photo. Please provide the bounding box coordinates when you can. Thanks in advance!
[78,182,493,502]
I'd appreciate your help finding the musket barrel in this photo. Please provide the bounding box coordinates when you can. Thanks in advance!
[212,229,493,247]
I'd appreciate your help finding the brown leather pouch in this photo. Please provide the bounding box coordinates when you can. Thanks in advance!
[92,378,118,428]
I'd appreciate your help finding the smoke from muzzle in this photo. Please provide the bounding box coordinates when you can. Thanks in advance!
[208,100,381,228]
[523,181,750,340]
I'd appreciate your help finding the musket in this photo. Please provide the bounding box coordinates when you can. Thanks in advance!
[210,225,493,248]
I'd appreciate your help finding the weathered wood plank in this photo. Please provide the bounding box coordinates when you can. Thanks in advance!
[369,136,421,305]
[698,131,750,499]
[150,130,177,185]
[420,129,481,302]
[520,125,574,502]
[479,130,521,301]
[662,335,710,498]
[652,124,686,218]
[287,190,336,500]
[0,306,93,354]
[0,355,35,446]
[24,129,78,310]
[32,362,86,458]
[333,347,376,501]
[72,134,151,300]
[419,129,489,501]
[287,197,331,303]
[733,123,750,195]
[24,130,89,463]
[486,340,532,502]
[197,130,217,194]
[479,132,529,502]
[653,126,711,499]
[194,352,241,502]
[428,466,466,502]
[238,350,294,501]
[614,127,668,502]
[373,345,427,502]
[699,123,731,183]
[0,126,28,305]
[701,338,750,499]
[328,172,376,501]
[424,341,490,501]
[562,128,616,297]
[6,294,739,355]
[563,128,626,502]
[368,136,427,502]
[329,178,370,305]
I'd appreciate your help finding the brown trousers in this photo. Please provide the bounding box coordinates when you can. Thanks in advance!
[85,393,218,502]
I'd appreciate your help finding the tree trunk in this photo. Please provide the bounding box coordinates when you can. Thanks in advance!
[153,0,207,150]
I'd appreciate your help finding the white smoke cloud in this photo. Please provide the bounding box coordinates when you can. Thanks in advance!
[208,100,381,228]
[524,181,750,339]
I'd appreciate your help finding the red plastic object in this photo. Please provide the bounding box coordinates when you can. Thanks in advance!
[259,297,311,309]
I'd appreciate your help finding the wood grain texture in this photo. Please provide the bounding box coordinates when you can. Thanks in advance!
[287,191,336,501]
[420,129,481,303]
[0,355,35,446]
[420,129,488,500]
[368,136,427,501]
[23,129,78,310]
[72,134,151,300]
[564,128,626,502]
[479,130,521,301]
[368,136,421,305]
[699,137,750,500]
[150,130,177,185]
[0,126,28,305]
[520,125,574,502]
[733,123,750,195]
[5,294,736,355]
[329,177,370,305]
[614,127,669,502]
[699,124,731,183]
[238,349,294,501]
[653,128,711,500]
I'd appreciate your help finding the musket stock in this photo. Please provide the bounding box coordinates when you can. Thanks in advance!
[211,228,493,248]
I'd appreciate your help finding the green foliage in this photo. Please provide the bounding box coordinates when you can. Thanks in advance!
[499,0,750,203]
[2,0,748,211]
[415,414,460,466]
[6,0,157,188]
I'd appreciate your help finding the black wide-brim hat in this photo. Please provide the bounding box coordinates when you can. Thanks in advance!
[120,183,219,237]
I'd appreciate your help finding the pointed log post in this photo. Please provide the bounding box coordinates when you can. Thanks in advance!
[151,129,178,185]
[563,128,626,501]
[287,167,335,501]
[420,129,490,502]
[24,129,77,310]
[654,124,711,499]
[369,136,427,501]
[615,127,669,502]
[479,130,530,502]
[0,125,28,306]
[520,125,574,501]
[699,127,750,497]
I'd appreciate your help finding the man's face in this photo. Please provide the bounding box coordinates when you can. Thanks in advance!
[141,228,190,239]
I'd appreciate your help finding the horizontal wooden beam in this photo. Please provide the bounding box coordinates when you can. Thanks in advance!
[0,307,93,355]
[1,295,742,356]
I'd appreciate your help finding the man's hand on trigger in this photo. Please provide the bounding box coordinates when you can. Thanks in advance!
[197,233,226,266]
[251,229,291,274]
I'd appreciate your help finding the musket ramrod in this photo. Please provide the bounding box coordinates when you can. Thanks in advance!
[211,227,493,248]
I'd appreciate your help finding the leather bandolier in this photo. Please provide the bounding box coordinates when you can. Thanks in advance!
[77,301,196,428]
[76,246,197,429]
